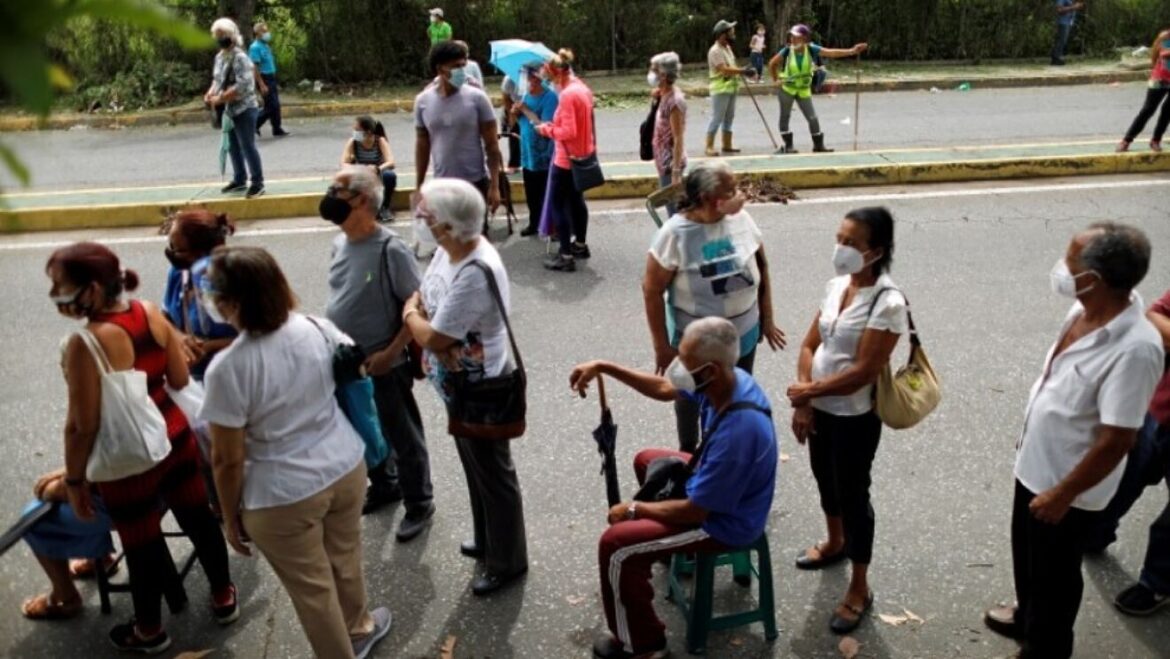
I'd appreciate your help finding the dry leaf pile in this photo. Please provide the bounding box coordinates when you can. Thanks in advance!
[738,178,797,204]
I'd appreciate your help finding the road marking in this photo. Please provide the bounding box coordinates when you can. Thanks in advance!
[2,177,1167,252]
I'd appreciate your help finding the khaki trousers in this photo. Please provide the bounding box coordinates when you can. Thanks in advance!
[243,463,373,658]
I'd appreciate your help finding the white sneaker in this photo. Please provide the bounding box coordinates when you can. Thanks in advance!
[352,607,392,659]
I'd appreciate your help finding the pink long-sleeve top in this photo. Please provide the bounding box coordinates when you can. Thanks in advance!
[537,77,595,170]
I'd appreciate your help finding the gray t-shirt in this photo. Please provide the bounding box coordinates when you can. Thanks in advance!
[212,48,259,117]
[414,83,495,183]
[325,227,421,361]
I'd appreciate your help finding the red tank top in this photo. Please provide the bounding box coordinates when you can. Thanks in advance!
[92,300,191,445]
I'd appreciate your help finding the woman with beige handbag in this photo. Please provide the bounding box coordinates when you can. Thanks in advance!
[785,207,909,636]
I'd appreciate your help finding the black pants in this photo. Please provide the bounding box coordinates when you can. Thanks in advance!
[453,435,528,576]
[550,164,589,256]
[808,409,882,564]
[674,347,757,453]
[371,362,433,512]
[256,73,283,133]
[1011,480,1100,659]
[1124,87,1170,143]
[521,168,549,231]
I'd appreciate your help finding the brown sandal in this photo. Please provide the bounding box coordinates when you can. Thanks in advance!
[21,593,82,620]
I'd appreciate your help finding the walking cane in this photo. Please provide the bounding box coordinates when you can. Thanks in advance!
[852,54,861,152]
[740,73,780,152]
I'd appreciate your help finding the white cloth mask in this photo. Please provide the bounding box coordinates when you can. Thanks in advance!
[647,71,659,87]
[352,130,365,142]
[666,357,713,394]
[832,244,871,276]
[1049,258,1097,298]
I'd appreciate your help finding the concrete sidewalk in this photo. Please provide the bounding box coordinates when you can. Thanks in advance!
[2,140,1167,233]
[0,59,1148,132]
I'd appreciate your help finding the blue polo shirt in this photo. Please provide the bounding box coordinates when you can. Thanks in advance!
[249,39,276,75]
[684,369,778,547]
[518,87,558,172]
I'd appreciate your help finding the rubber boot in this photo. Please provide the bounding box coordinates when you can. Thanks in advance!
[777,132,797,154]
[721,131,742,154]
[704,133,718,157]
[812,132,834,153]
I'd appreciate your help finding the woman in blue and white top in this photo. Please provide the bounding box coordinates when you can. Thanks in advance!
[786,207,908,635]
[642,160,787,453]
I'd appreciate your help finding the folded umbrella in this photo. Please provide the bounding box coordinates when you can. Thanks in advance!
[489,39,555,83]
[592,376,621,507]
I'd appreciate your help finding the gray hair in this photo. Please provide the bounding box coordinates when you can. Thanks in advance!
[420,178,485,243]
[338,165,383,212]
[210,17,243,47]
[682,317,740,369]
[679,159,735,211]
[253,21,268,33]
[650,52,682,83]
[1080,222,1151,292]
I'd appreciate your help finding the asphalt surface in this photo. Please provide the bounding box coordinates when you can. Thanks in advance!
[0,82,1154,192]
[1,174,1169,658]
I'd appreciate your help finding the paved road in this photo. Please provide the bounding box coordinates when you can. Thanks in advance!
[0,82,1152,192]
[1,175,1169,658]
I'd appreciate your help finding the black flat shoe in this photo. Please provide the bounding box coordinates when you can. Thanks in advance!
[520,226,538,237]
[795,546,847,570]
[984,604,1023,639]
[460,540,484,559]
[471,567,527,596]
[220,182,246,194]
[395,502,435,542]
[829,591,873,635]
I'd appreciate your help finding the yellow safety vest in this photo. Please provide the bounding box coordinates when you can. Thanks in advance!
[782,48,815,99]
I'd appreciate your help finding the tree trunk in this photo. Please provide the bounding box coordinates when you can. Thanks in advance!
[217,0,257,43]
[763,0,802,50]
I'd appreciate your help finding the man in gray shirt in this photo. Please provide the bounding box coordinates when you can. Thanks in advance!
[415,39,502,218]
[323,165,435,542]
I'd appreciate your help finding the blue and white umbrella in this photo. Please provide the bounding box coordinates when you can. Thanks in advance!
[489,39,555,83]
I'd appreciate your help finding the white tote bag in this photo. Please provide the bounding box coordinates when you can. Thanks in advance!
[165,380,211,463]
[78,330,172,482]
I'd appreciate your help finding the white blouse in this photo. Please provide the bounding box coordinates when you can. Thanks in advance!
[810,274,909,416]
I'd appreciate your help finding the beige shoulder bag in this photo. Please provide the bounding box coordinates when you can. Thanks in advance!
[868,289,941,430]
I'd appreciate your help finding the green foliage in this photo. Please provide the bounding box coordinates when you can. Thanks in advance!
[68,60,205,112]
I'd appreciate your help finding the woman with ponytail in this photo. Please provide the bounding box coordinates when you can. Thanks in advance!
[46,242,236,653]
[162,210,239,380]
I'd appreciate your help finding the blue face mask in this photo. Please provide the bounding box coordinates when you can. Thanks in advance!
[448,66,467,89]
[261,32,272,43]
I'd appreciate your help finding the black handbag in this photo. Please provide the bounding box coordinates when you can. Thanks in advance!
[634,401,770,502]
[444,261,527,441]
[639,97,660,161]
[569,110,605,192]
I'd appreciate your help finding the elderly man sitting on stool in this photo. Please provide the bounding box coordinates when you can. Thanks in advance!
[570,317,778,659]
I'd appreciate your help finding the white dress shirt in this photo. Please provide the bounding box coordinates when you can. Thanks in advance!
[1014,294,1164,511]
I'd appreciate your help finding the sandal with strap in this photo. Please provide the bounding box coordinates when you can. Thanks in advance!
[21,593,83,620]
[70,554,118,579]
[829,591,874,635]
[795,543,847,570]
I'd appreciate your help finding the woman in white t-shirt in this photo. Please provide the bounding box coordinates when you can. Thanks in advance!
[643,160,787,452]
[200,246,391,659]
[785,207,908,635]
[402,178,529,596]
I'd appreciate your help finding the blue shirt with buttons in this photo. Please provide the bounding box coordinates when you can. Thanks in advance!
[249,39,276,75]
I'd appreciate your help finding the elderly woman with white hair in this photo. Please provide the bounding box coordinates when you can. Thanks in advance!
[402,178,529,596]
[648,51,687,216]
[204,17,265,198]
[643,160,787,453]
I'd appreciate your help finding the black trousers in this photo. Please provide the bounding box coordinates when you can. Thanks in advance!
[521,168,549,231]
[255,73,282,133]
[1124,87,1170,143]
[550,164,589,255]
[808,409,882,564]
[371,362,433,512]
[1011,480,1099,659]
[453,435,528,576]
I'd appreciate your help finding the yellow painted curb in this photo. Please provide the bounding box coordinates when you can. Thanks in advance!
[3,152,1167,233]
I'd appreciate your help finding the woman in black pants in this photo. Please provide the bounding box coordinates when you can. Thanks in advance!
[1117,28,1170,153]
[786,207,908,635]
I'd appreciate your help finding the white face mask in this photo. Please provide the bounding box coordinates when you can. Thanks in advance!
[430,15,439,23]
[352,130,366,142]
[665,357,714,394]
[647,71,659,87]
[832,244,872,276]
[202,296,228,325]
[1049,258,1097,298]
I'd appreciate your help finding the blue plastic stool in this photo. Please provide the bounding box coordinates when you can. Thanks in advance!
[667,533,778,654]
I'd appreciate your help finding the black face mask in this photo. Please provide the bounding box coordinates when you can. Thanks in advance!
[164,247,194,270]
[319,193,354,225]
[217,37,234,49]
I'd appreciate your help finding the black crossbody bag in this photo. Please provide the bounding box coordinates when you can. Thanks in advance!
[634,401,771,502]
[444,261,527,440]
[569,109,605,192]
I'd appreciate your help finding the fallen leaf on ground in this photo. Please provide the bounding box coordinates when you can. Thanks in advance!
[903,608,925,624]
[566,594,587,606]
[838,636,861,658]
[440,635,457,659]
[779,452,791,463]
[878,612,909,626]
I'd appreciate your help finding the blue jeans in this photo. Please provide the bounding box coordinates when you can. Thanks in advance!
[750,52,765,78]
[707,93,737,135]
[1051,22,1073,61]
[380,169,398,208]
[256,73,283,133]
[228,107,264,186]
[1087,412,1170,593]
